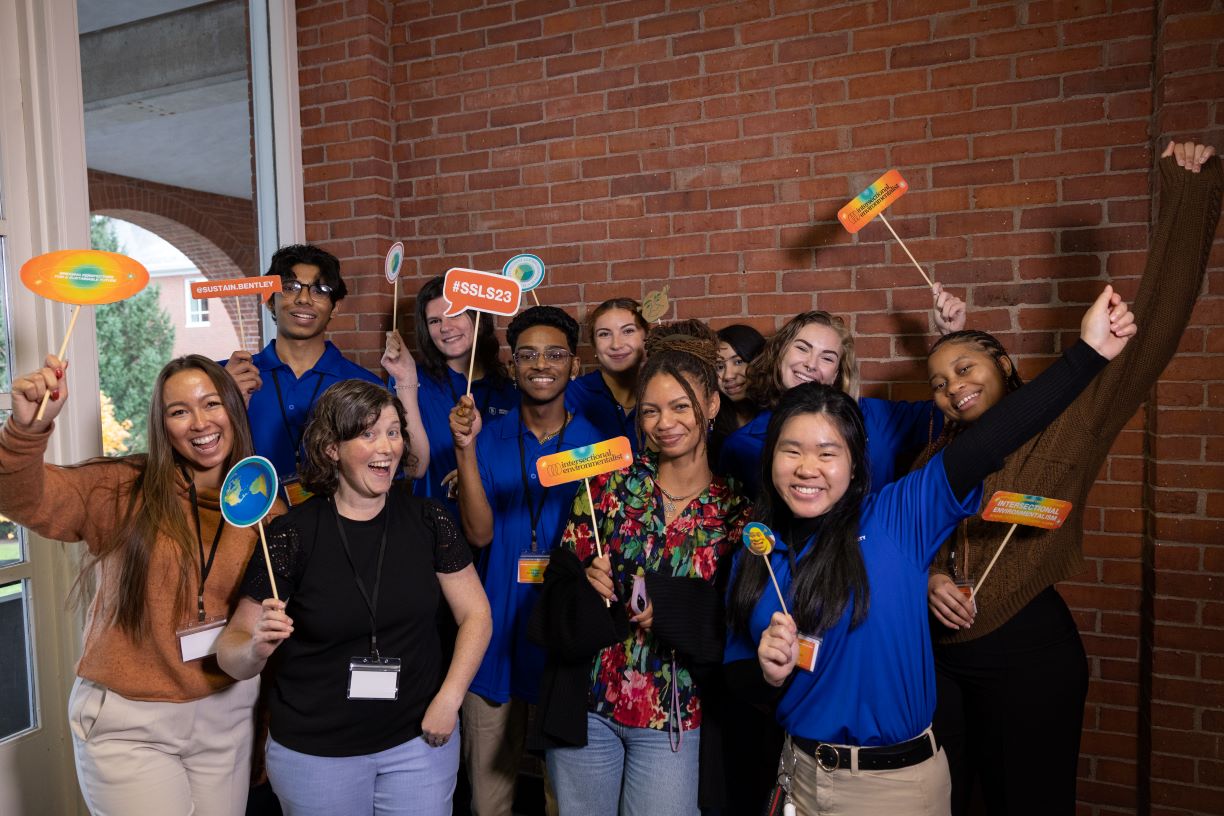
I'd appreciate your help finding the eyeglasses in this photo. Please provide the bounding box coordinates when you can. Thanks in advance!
[281,278,334,299]
[512,349,573,365]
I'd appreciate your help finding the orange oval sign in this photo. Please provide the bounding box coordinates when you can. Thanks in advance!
[20,250,149,305]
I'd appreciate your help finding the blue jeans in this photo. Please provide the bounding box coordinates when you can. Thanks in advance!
[266,734,459,816]
[546,712,700,816]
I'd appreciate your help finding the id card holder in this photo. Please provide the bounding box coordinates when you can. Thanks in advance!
[283,477,314,507]
[177,617,227,662]
[348,656,401,700]
[796,633,821,673]
[517,553,548,584]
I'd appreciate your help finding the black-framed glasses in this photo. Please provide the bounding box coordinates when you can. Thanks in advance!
[513,349,573,365]
[281,278,334,299]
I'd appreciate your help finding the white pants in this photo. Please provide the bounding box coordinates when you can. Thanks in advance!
[69,675,260,816]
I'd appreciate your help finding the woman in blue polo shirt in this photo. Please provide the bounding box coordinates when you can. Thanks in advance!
[718,287,964,498]
[411,276,516,514]
[566,298,648,452]
[725,286,1134,815]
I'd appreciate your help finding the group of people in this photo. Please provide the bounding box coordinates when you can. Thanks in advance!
[0,141,1217,816]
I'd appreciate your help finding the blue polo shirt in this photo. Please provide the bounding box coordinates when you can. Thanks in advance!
[469,405,603,704]
[241,341,383,481]
[565,370,639,454]
[412,367,516,518]
[717,397,941,498]
[724,449,981,746]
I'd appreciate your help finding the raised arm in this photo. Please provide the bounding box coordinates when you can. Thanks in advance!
[382,330,430,479]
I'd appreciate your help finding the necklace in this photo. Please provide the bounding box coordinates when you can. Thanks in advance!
[656,481,702,515]
[537,412,571,443]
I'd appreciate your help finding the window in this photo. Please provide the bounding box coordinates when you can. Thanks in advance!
[186,278,209,327]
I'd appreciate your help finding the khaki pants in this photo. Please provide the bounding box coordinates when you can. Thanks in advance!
[460,692,557,816]
[69,675,260,816]
[788,730,952,816]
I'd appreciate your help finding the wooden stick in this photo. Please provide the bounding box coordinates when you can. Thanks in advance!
[763,557,789,616]
[530,290,540,307]
[465,315,480,397]
[35,304,82,421]
[584,477,611,609]
[971,523,1018,602]
[878,213,935,290]
[392,279,399,333]
[233,296,246,352]
[257,519,280,602]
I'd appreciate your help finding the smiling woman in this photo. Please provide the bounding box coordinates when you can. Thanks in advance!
[0,353,277,814]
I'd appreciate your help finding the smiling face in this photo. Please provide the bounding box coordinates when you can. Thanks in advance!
[716,341,750,401]
[592,308,645,375]
[273,262,337,341]
[511,324,579,405]
[779,323,843,391]
[328,404,404,501]
[424,296,476,365]
[771,412,853,519]
[928,341,1011,424]
[162,369,235,485]
[639,372,719,462]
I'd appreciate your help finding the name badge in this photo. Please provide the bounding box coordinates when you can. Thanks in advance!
[517,553,548,584]
[797,633,821,673]
[177,617,227,662]
[283,477,314,507]
[348,656,401,700]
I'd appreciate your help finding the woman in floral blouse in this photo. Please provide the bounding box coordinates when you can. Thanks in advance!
[543,321,750,815]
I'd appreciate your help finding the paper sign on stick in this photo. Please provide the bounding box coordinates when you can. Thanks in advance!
[502,254,545,292]
[536,437,634,487]
[442,267,521,317]
[221,455,281,602]
[839,169,909,234]
[641,286,670,323]
[743,522,776,556]
[21,250,149,305]
[192,276,282,304]
[981,491,1072,530]
[385,242,404,284]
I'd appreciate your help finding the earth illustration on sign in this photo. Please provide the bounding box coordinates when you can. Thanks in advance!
[220,456,278,528]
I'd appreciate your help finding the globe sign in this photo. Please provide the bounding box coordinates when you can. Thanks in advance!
[220,456,279,528]
[501,253,545,292]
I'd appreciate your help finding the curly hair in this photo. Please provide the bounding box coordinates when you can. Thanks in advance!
[634,320,720,448]
[300,380,416,496]
[746,311,858,408]
[508,305,581,353]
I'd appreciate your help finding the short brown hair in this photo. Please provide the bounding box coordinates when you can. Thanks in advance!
[301,380,416,495]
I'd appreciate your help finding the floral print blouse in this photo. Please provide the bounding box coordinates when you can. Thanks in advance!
[559,451,750,731]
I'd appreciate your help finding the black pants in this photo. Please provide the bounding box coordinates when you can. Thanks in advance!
[933,587,1088,816]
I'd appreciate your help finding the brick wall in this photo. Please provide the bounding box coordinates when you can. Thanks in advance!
[88,169,263,351]
[295,2,1224,813]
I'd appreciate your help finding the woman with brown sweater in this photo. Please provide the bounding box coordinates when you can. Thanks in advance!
[922,141,1220,816]
[0,354,279,815]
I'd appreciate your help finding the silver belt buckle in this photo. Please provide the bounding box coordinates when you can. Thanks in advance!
[814,743,840,772]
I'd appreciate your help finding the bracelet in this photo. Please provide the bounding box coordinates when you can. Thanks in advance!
[395,382,420,389]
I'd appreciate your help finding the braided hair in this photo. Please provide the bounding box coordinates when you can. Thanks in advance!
[634,319,720,449]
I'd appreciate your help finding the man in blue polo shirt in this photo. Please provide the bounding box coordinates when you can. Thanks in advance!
[449,305,601,816]
[224,244,384,500]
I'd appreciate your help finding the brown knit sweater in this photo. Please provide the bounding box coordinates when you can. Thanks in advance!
[931,154,1223,645]
[0,420,282,701]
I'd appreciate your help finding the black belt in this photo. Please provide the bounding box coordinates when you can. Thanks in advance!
[793,730,935,772]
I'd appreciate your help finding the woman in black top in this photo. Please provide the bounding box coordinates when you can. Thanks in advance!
[218,379,491,816]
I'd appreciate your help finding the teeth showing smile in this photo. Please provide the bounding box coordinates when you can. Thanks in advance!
[191,433,220,449]
[793,370,816,383]
[369,461,391,473]
[955,391,980,410]
[289,310,315,321]
[792,485,822,495]
[528,376,555,385]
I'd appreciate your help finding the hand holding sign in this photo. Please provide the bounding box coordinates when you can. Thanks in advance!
[442,267,523,398]
[743,522,788,615]
[839,170,934,290]
[972,491,1072,601]
[537,437,634,607]
[20,250,150,420]
[386,243,404,331]
[221,456,281,602]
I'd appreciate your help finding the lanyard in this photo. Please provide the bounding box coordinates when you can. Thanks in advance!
[332,499,391,658]
[187,481,226,622]
[517,414,570,552]
[269,369,326,469]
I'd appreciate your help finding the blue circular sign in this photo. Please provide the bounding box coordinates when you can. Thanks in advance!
[502,253,546,292]
[220,455,279,528]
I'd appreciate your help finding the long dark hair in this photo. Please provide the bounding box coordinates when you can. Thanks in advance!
[915,330,1024,467]
[301,380,415,496]
[79,356,254,642]
[712,324,766,450]
[727,383,871,637]
[413,276,507,383]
